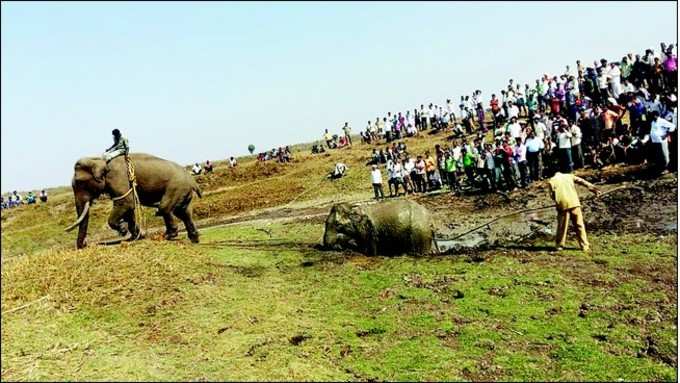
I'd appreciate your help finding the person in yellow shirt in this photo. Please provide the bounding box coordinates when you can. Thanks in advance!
[546,172,602,252]
[424,152,437,188]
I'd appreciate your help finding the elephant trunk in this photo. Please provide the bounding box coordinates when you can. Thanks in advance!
[323,226,336,248]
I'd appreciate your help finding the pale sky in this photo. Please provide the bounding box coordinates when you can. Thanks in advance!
[1,1,677,193]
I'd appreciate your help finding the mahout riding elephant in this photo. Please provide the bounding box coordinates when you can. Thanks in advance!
[322,199,434,256]
[65,153,202,249]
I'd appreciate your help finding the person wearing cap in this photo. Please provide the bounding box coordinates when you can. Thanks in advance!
[546,172,601,252]
[103,129,129,163]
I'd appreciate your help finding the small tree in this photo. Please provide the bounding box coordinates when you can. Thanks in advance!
[248,144,255,154]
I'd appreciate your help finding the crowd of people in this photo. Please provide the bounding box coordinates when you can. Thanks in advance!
[256,146,292,163]
[191,156,240,176]
[1,189,48,209]
[363,42,677,199]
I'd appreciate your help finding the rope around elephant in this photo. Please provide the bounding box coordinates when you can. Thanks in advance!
[111,156,145,240]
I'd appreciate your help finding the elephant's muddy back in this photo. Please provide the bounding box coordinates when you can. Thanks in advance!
[367,199,434,256]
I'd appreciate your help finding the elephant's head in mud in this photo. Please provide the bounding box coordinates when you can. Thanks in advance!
[322,200,434,256]
[322,203,370,251]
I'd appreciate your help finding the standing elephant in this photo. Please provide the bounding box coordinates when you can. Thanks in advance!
[65,153,202,249]
[322,199,434,256]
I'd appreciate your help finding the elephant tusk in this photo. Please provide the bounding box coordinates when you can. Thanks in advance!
[64,201,90,232]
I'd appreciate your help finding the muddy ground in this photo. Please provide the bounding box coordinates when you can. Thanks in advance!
[415,165,677,252]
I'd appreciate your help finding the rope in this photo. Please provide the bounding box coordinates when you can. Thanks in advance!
[110,155,144,239]
[446,184,644,242]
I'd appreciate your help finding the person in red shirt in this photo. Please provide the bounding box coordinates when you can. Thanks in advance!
[501,141,517,190]
[550,97,561,116]
[490,94,501,129]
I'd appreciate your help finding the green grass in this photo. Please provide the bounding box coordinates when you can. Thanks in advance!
[2,220,676,381]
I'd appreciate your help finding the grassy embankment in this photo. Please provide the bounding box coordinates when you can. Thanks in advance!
[2,220,676,381]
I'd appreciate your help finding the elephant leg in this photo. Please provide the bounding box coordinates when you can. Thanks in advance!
[173,197,199,244]
[108,204,131,236]
[156,188,182,217]
[121,208,142,241]
[162,213,179,240]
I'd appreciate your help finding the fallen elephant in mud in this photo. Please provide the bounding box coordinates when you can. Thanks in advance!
[321,199,435,256]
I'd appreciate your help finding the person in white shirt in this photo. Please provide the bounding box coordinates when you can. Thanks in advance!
[192,163,202,175]
[570,122,584,169]
[403,156,416,193]
[556,123,574,173]
[446,99,456,126]
[370,165,385,199]
[621,79,636,94]
[608,63,622,99]
[229,156,237,167]
[406,123,417,137]
[330,162,347,179]
[514,137,529,187]
[533,115,546,140]
[525,130,544,181]
[386,159,397,195]
[419,105,428,130]
[649,111,677,173]
[507,101,519,120]
[405,111,414,130]
[597,68,610,99]
[506,116,522,140]
[427,104,436,130]
[392,160,405,196]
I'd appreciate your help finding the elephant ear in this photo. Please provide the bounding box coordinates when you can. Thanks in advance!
[77,158,108,183]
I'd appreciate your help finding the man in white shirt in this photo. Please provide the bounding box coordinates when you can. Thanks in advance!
[446,99,456,126]
[556,123,574,173]
[392,160,405,196]
[570,122,584,169]
[525,130,544,181]
[514,137,529,187]
[403,156,416,192]
[649,111,677,173]
[192,163,202,175]
[370,165,385,199]
[330,162,347,179]
[386,159,397,195]
[507,116,522,140]
[533,115,546,140]
[428,104,436,130]
[507,101,519,120]
[419,105,427,130]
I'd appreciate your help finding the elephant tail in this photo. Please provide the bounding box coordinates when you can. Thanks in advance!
[191,179,203,198]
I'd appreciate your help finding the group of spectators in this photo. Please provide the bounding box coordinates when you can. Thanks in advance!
[257,146,292,163]
[367,42,678,199]
[1,189,48,209]
[321,123,353,151]
[191,156,238,176]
